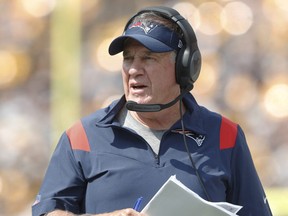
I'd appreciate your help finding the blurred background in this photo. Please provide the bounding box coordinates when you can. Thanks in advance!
[0,0,287,215]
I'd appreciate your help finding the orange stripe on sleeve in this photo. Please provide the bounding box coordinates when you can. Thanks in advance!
[220,116,238,150]
[66,121,91,152]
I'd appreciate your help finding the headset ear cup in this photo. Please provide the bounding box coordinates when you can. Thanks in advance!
[176,48,201,90]
[191,50,201,82]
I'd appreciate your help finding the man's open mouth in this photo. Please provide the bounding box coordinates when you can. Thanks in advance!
[131,84,146,89]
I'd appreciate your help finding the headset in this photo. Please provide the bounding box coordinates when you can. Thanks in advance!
[124,6,202,91]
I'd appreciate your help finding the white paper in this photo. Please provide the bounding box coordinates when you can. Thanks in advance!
[141,175,242,216]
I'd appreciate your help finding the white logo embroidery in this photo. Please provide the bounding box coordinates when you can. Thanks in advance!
[128,22,158,34]
[172,130,205,147]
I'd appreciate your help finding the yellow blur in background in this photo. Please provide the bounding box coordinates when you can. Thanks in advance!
[266,188,288,216]
[0,0,287,215]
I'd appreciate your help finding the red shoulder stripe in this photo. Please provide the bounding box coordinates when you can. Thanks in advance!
[66,121,91,152]
[220,116,238,150]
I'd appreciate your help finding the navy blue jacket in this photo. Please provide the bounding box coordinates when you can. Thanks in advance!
[32,93,272,216]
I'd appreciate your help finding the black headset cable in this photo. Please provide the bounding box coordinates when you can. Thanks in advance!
[179,93,212,202]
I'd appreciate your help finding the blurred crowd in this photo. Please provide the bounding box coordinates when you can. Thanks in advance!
[0,0,287,215]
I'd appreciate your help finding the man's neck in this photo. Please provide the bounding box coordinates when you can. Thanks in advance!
[129,101,186,130]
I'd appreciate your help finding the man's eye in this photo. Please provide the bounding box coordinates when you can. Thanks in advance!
[144,56,155,60]
[123,56,133,61]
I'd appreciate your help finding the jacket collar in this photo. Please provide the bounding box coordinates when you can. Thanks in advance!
[96,93,206,135]
[179,93,206,135]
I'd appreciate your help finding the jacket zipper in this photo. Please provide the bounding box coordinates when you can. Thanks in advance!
[114,125,161,165]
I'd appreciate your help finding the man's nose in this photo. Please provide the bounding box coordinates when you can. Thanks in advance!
[128,59,144,75]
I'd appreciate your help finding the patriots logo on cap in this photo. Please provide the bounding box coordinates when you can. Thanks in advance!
[128,21,158,34]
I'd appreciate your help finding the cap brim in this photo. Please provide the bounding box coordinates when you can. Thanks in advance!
[108,35,174,55]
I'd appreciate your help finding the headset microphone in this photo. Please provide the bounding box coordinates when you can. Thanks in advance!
[126,101,163,112]
[126,86,190,112]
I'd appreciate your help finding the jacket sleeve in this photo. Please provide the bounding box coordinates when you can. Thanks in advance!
[227,126,273,216]
[32,132,86,216]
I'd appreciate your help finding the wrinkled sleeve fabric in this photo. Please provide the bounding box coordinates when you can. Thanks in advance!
[227,126,272,216]
[32,132,86,216]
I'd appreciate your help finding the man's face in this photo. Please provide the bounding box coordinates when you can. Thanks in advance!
[122,40,180,105]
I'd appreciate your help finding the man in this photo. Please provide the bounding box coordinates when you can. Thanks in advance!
[32,6,272,216]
